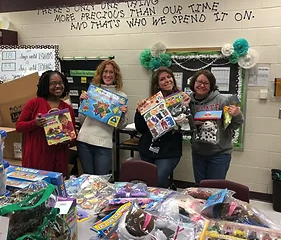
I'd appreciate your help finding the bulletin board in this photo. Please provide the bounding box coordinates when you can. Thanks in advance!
[0,45,59,82]
[60,57,113,127]
[167,48,246,150]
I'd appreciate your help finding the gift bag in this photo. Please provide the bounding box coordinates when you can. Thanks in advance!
[0,184,56,240]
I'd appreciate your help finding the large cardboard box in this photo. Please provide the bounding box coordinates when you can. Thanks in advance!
[0,73,39,159]
[0,72,39,127]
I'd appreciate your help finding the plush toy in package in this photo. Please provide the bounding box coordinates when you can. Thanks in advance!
[138,91,176,140]
[79,85,128,127]
[223,95,241,129]
[42,108,76,146]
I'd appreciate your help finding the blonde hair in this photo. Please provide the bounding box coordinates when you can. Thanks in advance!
[92,60,123,91]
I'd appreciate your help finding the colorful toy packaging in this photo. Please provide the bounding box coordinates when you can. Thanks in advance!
[6,165,67,197]
[138,91,176,140]
[200,220,281,240]
[42,108,76,146]
[79,85,128,127]
[223,95,241,129]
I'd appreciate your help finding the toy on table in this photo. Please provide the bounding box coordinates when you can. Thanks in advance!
[0,129,7,164]
[114,182,148,198]
[182,187,235,200]
[0,160,9,196]
[200,220,281,240]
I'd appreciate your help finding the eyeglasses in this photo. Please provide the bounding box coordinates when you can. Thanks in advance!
[195,80,209,86]
[49,81,64,87]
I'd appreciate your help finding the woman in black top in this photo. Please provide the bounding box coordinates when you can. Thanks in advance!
[134,67,190,187]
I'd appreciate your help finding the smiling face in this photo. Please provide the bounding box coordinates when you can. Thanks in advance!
[102,64,115,85]
[194,74,210,99]
[158,71,174,94]
[49,73,65,98]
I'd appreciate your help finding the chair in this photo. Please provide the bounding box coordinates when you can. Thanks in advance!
[199,179,250,202]
[119,160,158,187]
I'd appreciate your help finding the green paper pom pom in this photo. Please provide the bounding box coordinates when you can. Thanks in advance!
[233,38,249,56]
[140,49,152,68]
[229,51,239,64]
[149,58,162,71]
[159,53,172,67]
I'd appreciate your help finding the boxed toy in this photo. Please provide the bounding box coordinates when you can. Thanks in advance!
[6,166,67,197]
[194,110,222,121]
[42,108,76,146]
[56,196,78,240]
[138,91,176,140]
[79,85,128,127]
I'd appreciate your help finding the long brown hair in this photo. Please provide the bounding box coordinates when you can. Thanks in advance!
[92,59,123,91]
[150,67,178,96]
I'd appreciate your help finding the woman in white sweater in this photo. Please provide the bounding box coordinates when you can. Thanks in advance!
[77,60,128,175]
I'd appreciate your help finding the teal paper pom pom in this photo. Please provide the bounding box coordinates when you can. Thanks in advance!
[140,49,152,68]
[159,53,172,67]
[233,38,249,56]
[149,58,162,71]
[228,51,239,64]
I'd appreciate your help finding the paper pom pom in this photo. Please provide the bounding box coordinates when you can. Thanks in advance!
[228,51,239,64]
[233,38,249,56]
[159,53,172,67]
[149,58,162,71]
[238,48,259,69]
[221,43,234,57]
[140,49,152,68]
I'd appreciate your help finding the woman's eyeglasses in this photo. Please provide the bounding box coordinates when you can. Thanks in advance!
[49,81,64,87]
[195,80,209,86]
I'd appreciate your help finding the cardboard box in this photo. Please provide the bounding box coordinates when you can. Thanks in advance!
[0,73,39,159]
[0,72,39,127]
[0,127,22,160]
[6,165,67,197]
[56,197,78,240]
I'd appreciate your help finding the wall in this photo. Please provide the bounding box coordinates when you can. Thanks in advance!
[2,0,281,194]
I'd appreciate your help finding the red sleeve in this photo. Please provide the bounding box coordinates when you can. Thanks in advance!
[16,99,38,133]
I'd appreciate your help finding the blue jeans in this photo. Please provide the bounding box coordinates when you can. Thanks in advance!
[77,141,112,175]
[140,155,181,188]
[192,151,231,184]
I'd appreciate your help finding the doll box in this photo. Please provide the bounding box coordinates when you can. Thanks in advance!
[41,108,76,146]
[56,197,78,240]
[6,165,67,197]
[194,110,222,121]
[79,85,128,127]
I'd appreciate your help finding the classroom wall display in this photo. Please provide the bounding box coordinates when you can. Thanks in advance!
[60,57,110,126]
[79,84,128,127]
[167,48,246,150]
[0,45,59,82]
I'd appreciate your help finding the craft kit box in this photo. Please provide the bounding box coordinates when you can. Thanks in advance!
[56,196,78,240]
[79,85,128,127]
[6,165,67,197]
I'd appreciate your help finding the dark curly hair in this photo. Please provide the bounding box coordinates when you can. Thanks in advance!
[37,70,69,99]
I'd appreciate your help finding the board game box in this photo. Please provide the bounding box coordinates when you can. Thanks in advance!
[42,108,76,146]
[138,91,176,140]
[194,110,222,121]
[79,85,128,127]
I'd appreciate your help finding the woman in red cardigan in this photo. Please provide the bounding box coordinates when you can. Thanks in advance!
[16,70,75,176]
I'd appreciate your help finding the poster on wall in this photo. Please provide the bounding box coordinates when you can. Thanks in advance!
[0,45,59,82]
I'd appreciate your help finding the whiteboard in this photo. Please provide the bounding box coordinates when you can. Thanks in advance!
[0,45,59,82]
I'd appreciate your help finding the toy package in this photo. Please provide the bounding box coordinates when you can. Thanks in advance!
[79,85,128,127]
[6,165,67,197]
[223,95,241,129]
[42,108,76,146]
[200,220,281,240]
[182,187,235,200]
[138,91,176,140]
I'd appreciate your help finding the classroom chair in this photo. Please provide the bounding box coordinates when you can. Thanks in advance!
[119,160,158,187]
[199,179,250,203]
